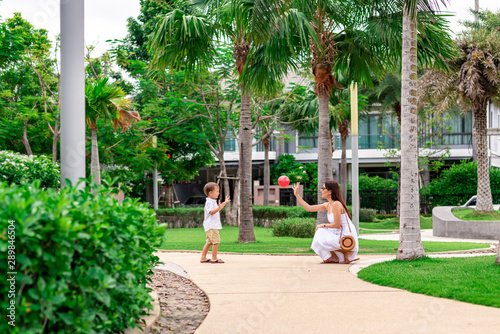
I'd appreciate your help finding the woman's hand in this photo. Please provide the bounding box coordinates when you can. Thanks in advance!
[315,224,320,232]
[292,182,300,197]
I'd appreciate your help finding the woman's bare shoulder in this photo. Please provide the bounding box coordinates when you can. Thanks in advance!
[332,201,345,212]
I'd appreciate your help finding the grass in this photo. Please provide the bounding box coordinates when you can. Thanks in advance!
[359,214,433,233]
[452,208,500,221]
[161,226,490,254]
[358,256,500,308]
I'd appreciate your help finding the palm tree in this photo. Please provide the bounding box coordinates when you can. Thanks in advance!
[419,10,500,213]
[150,0,313,242]
[396,0,454,260]
[85,78,140,185]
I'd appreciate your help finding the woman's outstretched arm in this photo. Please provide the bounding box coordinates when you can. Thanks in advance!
[292,183,328,212]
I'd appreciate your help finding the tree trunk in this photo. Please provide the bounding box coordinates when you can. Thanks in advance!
[21,121,33,156]
[397,172,401,217]
[220,156,236,226]
[496,243,500,265]
[473,100,494,212]
[397,7,425,260]
[90,127,101,185]
[237,89,256,242]
[263,136,270,206]
[341,134,347,203]
[317,90,332,225]
[230,167,240,226]
[52,117,60,164]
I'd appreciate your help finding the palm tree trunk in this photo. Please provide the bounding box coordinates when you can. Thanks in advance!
[341,134,347,202]
[52,117,60,164]
[317,90,332,225]
[91,128,101,185]
[397,172,401,217]
[473,100,494,212]
[220,157,236,226]
[238,89,256,242]
[397,6,425,260]
[21,121,33,156]
[263,136,270,206]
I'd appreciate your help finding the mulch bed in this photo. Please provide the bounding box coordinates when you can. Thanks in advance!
[150,270,210,333]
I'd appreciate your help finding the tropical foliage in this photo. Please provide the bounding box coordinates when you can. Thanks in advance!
[0,180,165,333]
[419,9,500,212]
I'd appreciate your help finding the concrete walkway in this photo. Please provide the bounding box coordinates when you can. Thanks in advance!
[155,251,500,334]
[360,229,499,244]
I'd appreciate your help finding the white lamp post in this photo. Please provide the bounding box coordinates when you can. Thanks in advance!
[60,0,86,188]
[350,82,359,233]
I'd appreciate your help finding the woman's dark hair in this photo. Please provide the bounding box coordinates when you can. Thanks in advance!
[324,180,352,220]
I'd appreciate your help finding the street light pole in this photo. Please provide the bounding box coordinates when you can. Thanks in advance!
[153,136,158,210]
[350,82,359,233]
[60,0,86,188]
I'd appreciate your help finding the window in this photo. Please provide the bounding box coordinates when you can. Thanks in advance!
[358,114,399,149]
[224,131,237,151]
[440,111,472,146]
[298,132,318,148]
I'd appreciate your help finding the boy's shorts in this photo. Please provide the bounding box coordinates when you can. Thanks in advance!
[206,229,221,245]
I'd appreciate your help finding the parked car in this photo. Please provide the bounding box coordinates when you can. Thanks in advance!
[460,195,500,210]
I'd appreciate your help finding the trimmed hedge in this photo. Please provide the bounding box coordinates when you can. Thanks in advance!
[421,161,500,206]
[272,218,316,238]
[156,205,379,227]
[156,205,316,228]
[0,150,60,188]
[0,181,165,334]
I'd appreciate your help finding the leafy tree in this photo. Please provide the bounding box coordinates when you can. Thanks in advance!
[85,77,140,185]
[419,9,500,213]
[0,13,54,157]
[149,0,313,242]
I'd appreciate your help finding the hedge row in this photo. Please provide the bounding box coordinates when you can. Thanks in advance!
[0,181,165,333]
[156,205,376,227]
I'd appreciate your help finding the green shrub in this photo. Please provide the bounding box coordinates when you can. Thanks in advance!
[272,218,316,238]
[101,165,145,198]
[0,150,60,188]
[0,181,165,334]
[156,207,208,228]
[156,205,316,228]
[421,161,500,206]
[359,208,377,222]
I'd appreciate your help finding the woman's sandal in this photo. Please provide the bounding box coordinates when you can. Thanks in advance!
[340,258,360,264]
[211,259,225,263]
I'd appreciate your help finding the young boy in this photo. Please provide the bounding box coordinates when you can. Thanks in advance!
[200,182,230,264]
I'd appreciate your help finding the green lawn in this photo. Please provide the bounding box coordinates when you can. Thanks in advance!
[359,215,433,233]
[452,208,500,221]
[358,256,500,308]
[161,226,489,254]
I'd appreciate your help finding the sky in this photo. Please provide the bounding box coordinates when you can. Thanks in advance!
[1,0,500,57]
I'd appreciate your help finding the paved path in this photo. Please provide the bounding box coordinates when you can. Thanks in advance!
[155,251,500,334]
[360,229,498,244]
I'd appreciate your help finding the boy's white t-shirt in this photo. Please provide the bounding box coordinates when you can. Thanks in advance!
[203,197,222,232]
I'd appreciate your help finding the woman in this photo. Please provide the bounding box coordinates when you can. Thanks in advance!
[293,180,359,264]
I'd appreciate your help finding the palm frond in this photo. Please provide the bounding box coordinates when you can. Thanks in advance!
[148,8,217,76]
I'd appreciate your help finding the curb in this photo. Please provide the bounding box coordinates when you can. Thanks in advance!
[124,289,161,334]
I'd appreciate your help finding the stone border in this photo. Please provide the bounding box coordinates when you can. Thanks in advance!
[124,290,161,334]
[433,206,500,240]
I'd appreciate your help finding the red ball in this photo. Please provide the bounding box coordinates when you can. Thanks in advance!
[278,175,290,187]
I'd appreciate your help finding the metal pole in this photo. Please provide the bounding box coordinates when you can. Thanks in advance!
[350,82,359,233]
[60,0,86,188]
[153,136,158,210]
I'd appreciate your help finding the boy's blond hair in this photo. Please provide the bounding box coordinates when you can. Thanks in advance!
[203,182,219,196]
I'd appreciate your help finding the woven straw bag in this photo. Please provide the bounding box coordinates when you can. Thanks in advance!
[340,222,355,252]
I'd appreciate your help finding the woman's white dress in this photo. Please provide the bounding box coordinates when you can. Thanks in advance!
[311,212,359,262]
